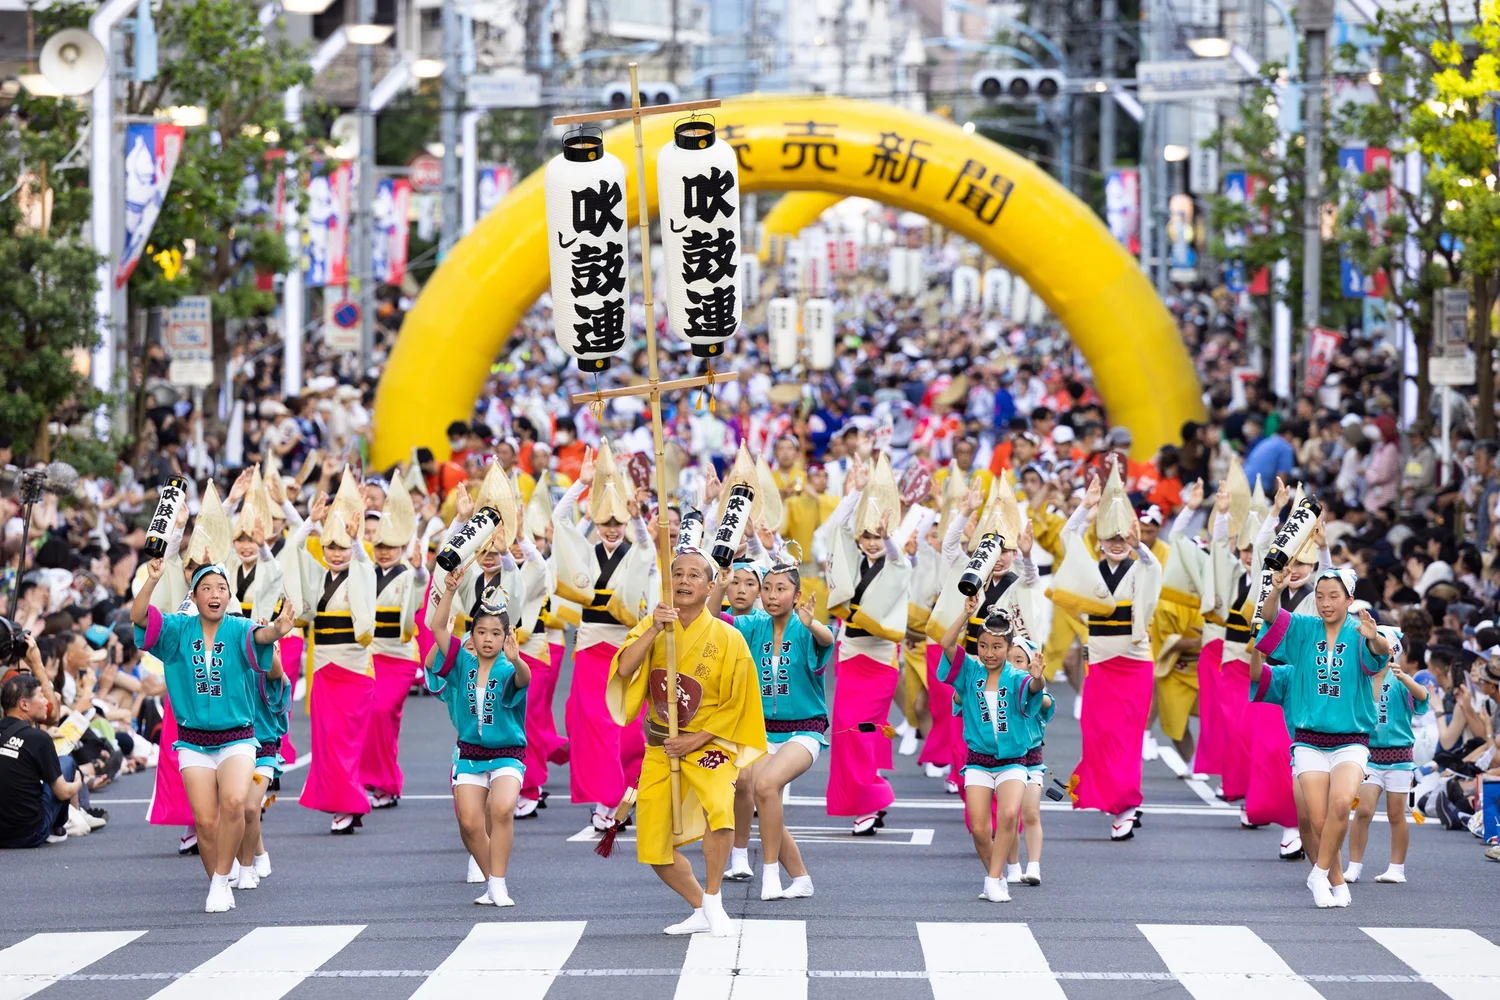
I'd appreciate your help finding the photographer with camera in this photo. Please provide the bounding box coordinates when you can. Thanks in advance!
[0,635,90,848]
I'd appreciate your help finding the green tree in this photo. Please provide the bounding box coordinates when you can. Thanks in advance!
[0,7,106,462]
[1423,0,1500,437]
[1333,1,1464,424]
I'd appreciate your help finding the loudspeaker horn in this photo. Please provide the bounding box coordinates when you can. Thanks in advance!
[39,29,107,97]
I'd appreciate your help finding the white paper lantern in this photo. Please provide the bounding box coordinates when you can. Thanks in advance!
[982,267,1010,313]
[805,298,835,371]
[739,252,761,306]
[1027,291,1047,325]
[905,247,925,297]
[768,296,799,370]
[888,246,909,296]
[951,265,980,311]
[543,131,631,373]
[657,120,741,360]
[1009,276,1031,323]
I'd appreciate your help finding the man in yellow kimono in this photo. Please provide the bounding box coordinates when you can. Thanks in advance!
[609,548,766,938]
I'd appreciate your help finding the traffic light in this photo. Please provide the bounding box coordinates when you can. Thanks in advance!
[971,69,1065,103]
[601,81,681,109]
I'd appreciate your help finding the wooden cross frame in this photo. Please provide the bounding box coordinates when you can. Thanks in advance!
[555,64,737,837]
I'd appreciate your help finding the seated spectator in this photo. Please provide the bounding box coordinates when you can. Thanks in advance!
[0,672,86,848]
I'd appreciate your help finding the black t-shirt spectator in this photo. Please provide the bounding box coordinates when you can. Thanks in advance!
[0,716,64,848]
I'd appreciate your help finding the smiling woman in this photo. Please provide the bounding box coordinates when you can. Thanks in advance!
[371,95,1203,468]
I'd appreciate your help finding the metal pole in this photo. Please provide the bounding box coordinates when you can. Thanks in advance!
[627,62,684,836]
[1156,123,1170,293]
[1140,102,1154,274]
[439,0,461,259]
[1100,0,1117,174]
[356,0,375,371]
[461,109,480,234]
[1301,24,1327,386]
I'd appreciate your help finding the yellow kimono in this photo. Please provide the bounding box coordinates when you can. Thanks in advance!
[1151,599,1203,742]
[607,609,767,865]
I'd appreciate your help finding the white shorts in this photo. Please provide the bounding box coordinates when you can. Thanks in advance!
[961,765,1027,790]
[254,764,276,782]
[766,735,823,765]
[177,743,257,771]
[1361,766,1415,793]
[1291,744,1370,776]
[452,765,525,789]
[1025,767,1045,787]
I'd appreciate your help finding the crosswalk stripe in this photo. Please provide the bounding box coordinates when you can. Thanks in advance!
[735,920,808,1000]
[144,924,364,1000]
[1138,924,1326,1000]
[0,931,144,1000]
[675,922,739,1000]
[407,920,586,1000]
[1362,927,1500,1000]
[916,922,1068,1000]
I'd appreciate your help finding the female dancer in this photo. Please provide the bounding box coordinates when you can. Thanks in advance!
[428,568,531,907]
[721,559,767,882]
[515,487,567,819]
[825,455,912,835]
[1255,566,1389,908]
[1347,628,1427,885]
[1006,634,1053,885]
[238,643,289,888]
[939,594,1045,902]
[131,559,297,912]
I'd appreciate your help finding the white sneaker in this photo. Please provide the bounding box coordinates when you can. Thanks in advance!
[664,909,711,935]
[980,876,1011,902]
[1330,882,1351,907]
[1004,862,1023,884]
[1374,866,1407,884]
[205,878,234,914]
[64,809,91,838]
[235,867,260,891]
[79,808,107,830]
[514,797,539,819]
[467,855,485,883]
[253,853,272,878]
[701,892,734,937]
[923,763,951,778]
[1142,732,1161,761]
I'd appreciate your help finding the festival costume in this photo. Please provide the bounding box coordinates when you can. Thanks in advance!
[517,487,568,806]
[293,472,379,823]
[606,609,766,865]
[1365,668,1427,792]
[554,445,658,811]
[1052,469,1161,834]
[426,635,529,780]
[940,650,1043,782]
[732,609,834,751]
[135,608,273,756]
[824,460,911,820]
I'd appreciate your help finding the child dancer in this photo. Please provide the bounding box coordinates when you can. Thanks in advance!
[1005,634,1053,885]
[428,568,530,907]
[130,559,297,912]
[1347,627,1427,885]
[721,560,767,881]
[940,594,1045,902]
[515,487,566,819]
[1255,566,1389,908]
[239,644,290,888]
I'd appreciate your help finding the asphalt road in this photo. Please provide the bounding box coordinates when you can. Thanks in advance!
[3,662,1496,1000]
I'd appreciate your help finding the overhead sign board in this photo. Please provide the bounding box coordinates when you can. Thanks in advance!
[1138,58,1241,102]
[466,73,541,108]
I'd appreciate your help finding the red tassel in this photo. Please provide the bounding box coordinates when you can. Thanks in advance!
[594,823,620,858]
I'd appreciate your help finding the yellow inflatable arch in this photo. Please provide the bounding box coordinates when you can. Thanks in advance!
[758,191,841,258]
[372,95,1202,468]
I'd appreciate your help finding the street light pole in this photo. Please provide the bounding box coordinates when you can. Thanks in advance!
[356,0,376,373]
[1100,0,1116,174]
[439,0,461,261]
[1300,1,1334,399]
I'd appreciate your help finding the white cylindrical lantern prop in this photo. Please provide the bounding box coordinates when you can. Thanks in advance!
[143,475,189,559]
[804,298,835,371]
[952,265,980,311]
[982,268,1010,313]
[768,296,799,370]
[905,247,925,296]
[710,485,754,568]
[436,506,503,572]
[1027,291,1047,325]
[658,120,741,360]
[739,251,761,306]
[1008,276,1031,322]
[888,246,909,296]
[957,533,1004,597]
[544,131,630,373]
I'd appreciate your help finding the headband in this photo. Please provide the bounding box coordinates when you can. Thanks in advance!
[731,561,765,582]
[1012,635,1040,659]
[363,477,390,494]
[1317,567,1357,596]
[191,564,229,591]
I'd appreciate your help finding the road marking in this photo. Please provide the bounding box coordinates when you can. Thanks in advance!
[568,825,934,845]
[1363,927,1500,1000]
[407,921,585,1000]
[779,794,1412,823]
[673,920,808,1000]
[145,925,364,1000]
[1156,746,1227,807]
[917,922,1068,1000]
[1138,924,1325,1000]
[0,931,144,1000]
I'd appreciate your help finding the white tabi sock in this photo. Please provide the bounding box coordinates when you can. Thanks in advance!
[1374,863,1407,883]
[726,846,753,878]
[1344,861,1363,883]
[467,855,485,883]
[701,891,734,937]
[1004,862,1023,883]
[1023,861,1041,885]
[486,876,514,907]
[663,908,710,935]
[229,860,242,881]
[761,862,783,900]
[781,874,814,898]
[253,852,272,878]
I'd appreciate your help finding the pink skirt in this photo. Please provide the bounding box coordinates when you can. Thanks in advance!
[563,641,636,809]
[825,649,898,817]
[276,634,304,765]
[1218,656,1254,801]
[415,577,436,664]
[359,653,415,797]
[148,693,193,827]
[1070,655,1151,816]
[299,665,374,815]
[918,643,957,770]
[1245,703,1297,828]
[519,645,570,801]
[1193,638,1224,775]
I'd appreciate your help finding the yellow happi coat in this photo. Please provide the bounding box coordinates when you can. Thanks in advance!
[607,607,766,864]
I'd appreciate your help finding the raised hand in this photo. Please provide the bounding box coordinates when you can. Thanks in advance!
[796,593,816,626]
[1185,478,1204,511]
[963,592,981,620]
[502,630,521,662]
[444,568,465,594]
[704,463,722,504]
[453,483,474,523]
[1084,473,1102,510]
[1273,476,1291,513]
[147,557,165,580]
[579,447,596,486]
[1018,517,1034,557]
[1213,479,1231,514]
[961,481,984,516]
[1356,608,1379,640]
[309,491,331,524]
[228,468,252,504]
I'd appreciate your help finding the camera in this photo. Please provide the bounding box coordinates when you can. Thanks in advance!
[0,616,31,665]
